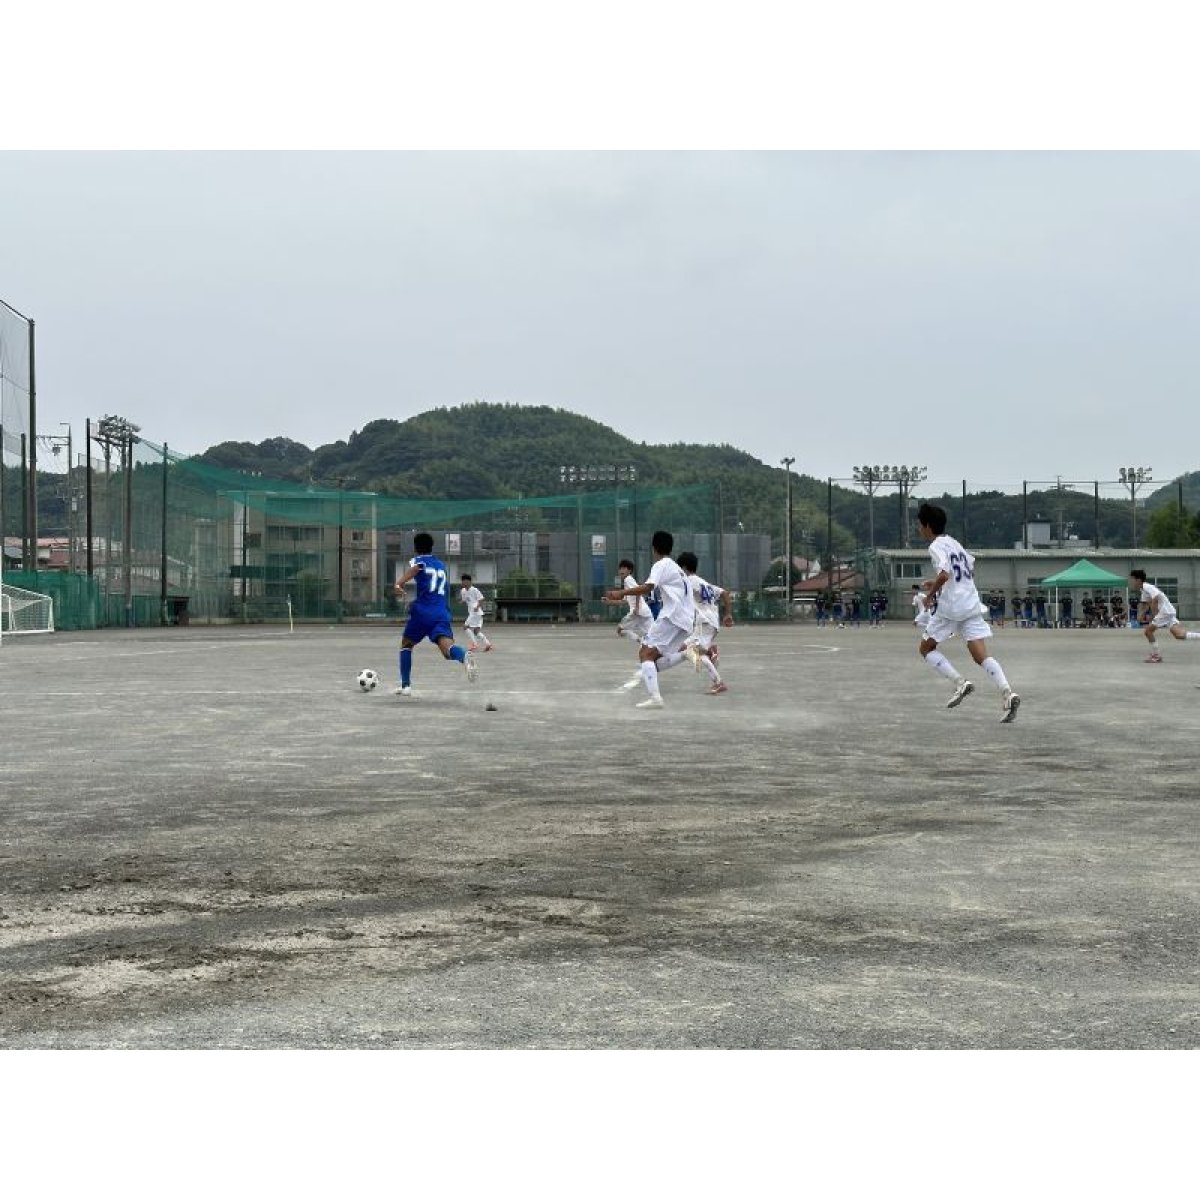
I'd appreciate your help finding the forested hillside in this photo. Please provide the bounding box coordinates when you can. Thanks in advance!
[22,403,1195,553]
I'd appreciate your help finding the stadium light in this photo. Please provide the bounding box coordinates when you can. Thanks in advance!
[852,464,927,549]
[1118,466,1153,548]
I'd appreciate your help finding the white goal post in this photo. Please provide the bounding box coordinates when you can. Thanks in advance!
[0,581,55,643]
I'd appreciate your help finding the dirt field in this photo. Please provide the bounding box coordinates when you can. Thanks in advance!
[1,619,1197,1048]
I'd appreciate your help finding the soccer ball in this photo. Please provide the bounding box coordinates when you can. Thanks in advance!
[357,668,380,692]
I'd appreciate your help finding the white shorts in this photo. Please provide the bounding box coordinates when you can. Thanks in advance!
[1151,611,1179,630]
[686,621,718,651]
[465,616,484,630]
[925,610,993,644]
[619,610,653,640]
[643,616,691,655]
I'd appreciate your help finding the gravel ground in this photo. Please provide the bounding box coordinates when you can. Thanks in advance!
[1,620,1197,1048]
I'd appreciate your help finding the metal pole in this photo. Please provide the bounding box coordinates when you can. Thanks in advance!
[1094,481,1100,550]
[241,491,248,623]
[781,457,794,619]
[1131,481,1137,549]
[826,476,833,605]
[160,442,169,625]
[123,432,134,626]
[1022,482,1029,550]
[962,479,968,542]
[27,320,37,569]
[66,424,75,572]
[85,418,94,576]
[20,434,28,570]
[337,486,344,623]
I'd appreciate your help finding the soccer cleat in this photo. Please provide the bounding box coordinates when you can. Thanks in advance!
[946,678,974,708]
[635,695,665,708]
[1001,691,1021,723]
[706,681,728,695]
[465,652,478,683]
[393,685,413,697]
[1144,652,1163,663]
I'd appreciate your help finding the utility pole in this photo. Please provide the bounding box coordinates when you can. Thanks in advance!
[781,457,795,619]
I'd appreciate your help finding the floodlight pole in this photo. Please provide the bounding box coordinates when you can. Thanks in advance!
[1118,466,1153,548]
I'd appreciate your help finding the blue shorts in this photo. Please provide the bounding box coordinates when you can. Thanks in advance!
[403,613,454,645]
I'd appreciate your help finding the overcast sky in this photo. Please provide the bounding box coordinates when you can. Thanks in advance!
[1,150,1196,494]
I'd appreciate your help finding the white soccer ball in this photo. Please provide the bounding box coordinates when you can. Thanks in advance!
[357,668,380,691]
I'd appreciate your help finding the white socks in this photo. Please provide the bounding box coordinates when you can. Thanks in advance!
[924,650,961,682]
[981,657,1010,692]
[639,660,661,698]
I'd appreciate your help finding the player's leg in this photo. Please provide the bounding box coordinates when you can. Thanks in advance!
[1167,619,1200,642]
[921,627,973,706]
[396,634,418,694]
[967,635,1020,722]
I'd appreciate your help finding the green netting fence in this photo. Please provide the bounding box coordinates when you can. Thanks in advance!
[26,439,767,628]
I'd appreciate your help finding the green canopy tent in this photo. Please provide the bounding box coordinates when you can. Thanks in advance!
[1039,559,1130,627]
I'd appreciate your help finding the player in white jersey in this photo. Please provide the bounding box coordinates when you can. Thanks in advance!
[603,530,695,709]
[459,574,493,653]
[602,559,653,649]
[916,503,1021,723]
[911,583,932,633]
[1129,569,1200,663]
[677,551,734,695]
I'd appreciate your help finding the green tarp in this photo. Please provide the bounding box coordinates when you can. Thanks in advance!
[1039,559,1128,588]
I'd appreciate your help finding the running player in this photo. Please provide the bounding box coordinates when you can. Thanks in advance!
[602,559,652,656]
[677,551,734,695]
[391,532,477,696]
[459,573,494,653]
[1129,569,1200,662]
[603,530,695,709]
[916,503,1021,722]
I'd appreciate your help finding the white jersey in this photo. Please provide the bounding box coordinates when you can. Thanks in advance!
[460,585,485,627]
[927,534,982,621]
[1139,582,1176,619]
[648,555,694,632]
[620,576,645,616]
[687,573,725,629]
[912,591,931,626]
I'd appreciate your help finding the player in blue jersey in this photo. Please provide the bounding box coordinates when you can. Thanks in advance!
[391,532,477,696]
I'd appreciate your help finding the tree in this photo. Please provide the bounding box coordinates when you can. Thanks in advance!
[1144,504,1200,549]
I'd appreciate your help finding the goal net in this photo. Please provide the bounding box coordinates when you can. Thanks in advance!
[0,581,55,640]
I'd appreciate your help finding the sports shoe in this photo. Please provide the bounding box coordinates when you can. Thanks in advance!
[393,685,413,697]
[1144,652,1163,663]
[1001,691,1021,723]
[946,678,974,708]
[706,682,728,695]
[621,674,643,690]
[635,695,665,709]
[465,652,478,683]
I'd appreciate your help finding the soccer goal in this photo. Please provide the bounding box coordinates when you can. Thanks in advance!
[0,581,55,643]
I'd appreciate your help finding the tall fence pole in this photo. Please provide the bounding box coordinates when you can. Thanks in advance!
[160,442,169,626]
[85,418,94,576]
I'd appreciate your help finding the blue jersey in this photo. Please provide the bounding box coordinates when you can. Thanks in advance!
[408,554,452,620]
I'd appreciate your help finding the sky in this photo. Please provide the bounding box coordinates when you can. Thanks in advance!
[4,148,1195,497]
[2,4,1199,504]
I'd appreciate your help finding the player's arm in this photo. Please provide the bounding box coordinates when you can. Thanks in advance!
[606,581,653,601]
[394,562,422,591]
[922,569,949,599]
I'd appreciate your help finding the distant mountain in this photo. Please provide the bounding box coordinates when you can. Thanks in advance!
[193,403,1197,553]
